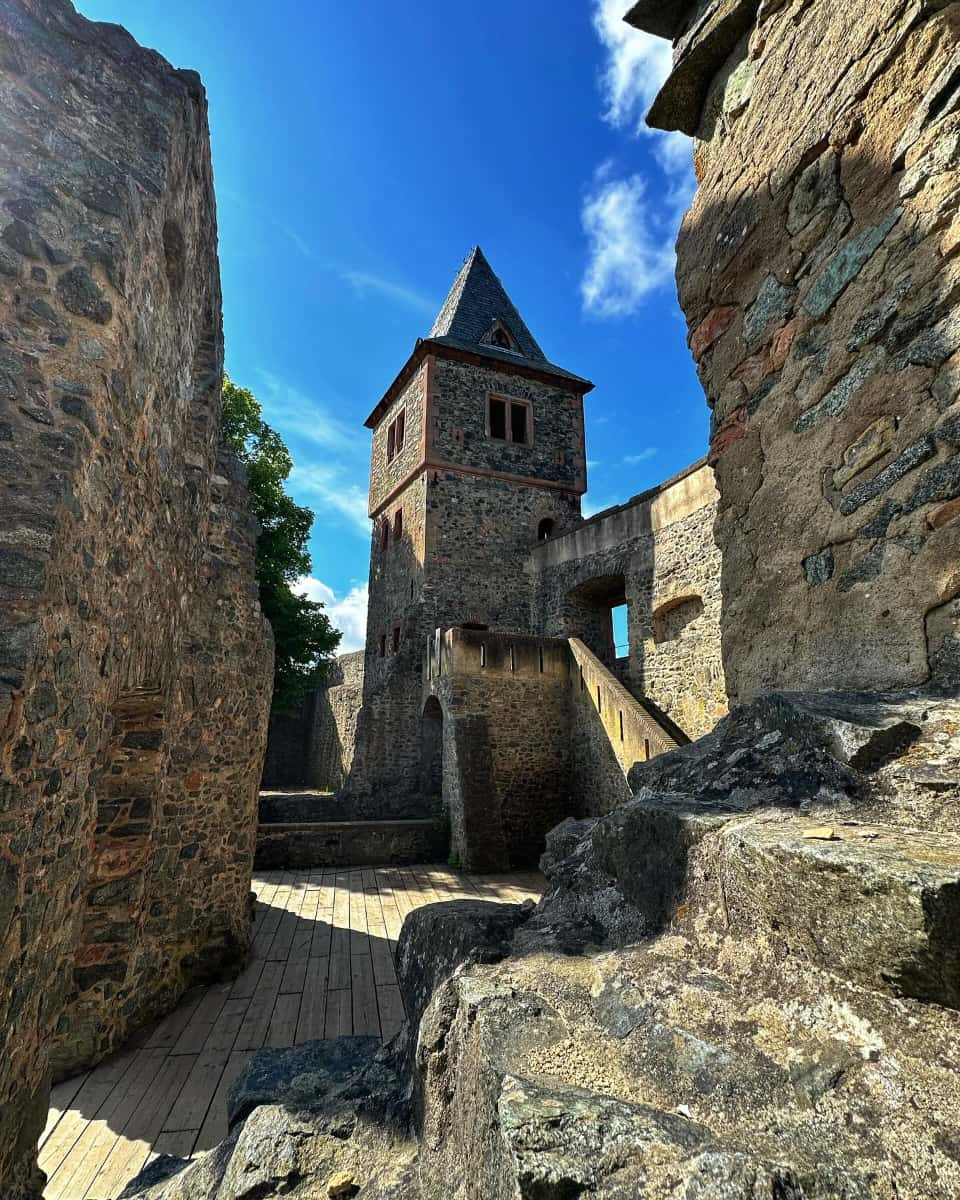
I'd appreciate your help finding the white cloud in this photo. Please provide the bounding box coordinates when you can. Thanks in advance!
[297,577,369,653]
[593,0,673,133]
[623,447,657,464]
[343,270,436,315]
[290,462,371,537]
[580,2,698,320]
[581,167,676,317]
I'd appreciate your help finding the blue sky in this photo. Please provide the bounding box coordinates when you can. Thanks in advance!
[78,0,706,650]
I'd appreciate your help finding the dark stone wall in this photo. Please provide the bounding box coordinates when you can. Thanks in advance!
[429,630,574,871]
[634,0,960,700]
[0,4,272,1194]
[254,818,445,870]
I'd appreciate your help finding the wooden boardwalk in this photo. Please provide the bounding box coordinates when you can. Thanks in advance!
[40,865,543,1200]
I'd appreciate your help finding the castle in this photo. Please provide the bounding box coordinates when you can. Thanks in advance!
[263,246,727,869]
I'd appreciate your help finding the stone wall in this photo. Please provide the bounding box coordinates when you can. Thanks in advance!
[426,629,574,871]
[630,0,960,701]
[424,627,682,869]
[0,3,272,1194]
[261,651,363,791]
[530,460,726,739]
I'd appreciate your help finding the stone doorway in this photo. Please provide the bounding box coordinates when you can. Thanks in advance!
[419,697,444,804]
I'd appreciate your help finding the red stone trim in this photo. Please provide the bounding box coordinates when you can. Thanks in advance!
[364,340,593,429]
[370,458,584,519]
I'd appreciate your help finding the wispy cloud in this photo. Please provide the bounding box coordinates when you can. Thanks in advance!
[254,368,357,454]
[343,270,436,314]
[581,2,697,320]
[593,0,672,133]
[581,165,676,317]
[297,577,368,653]
[290,462,370,537]
[623,447,657,464]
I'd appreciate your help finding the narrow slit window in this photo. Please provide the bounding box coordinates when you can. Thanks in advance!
[510,646,515,672]
[392,626,401,653]
[379,633,386,658]
[597,685,602,713]
[489,397,507,439]
[538,646,544,674]
[380,519,389,551]
[644,737,651,761]
[386,423,396,462]
[619,711,624,742]
[480,643,486,668]
[579,665,584,692]
[510,402,528,445]
[394,508,403,540]
[396,408,405,451]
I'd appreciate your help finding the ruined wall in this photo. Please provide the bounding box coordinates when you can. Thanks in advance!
[530,460,726,739]
[0,3,272,1194]
[261,651,364,791]
[631,0,960,700]
[427,629,574,870]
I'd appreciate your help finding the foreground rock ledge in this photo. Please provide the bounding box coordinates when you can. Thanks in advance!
[123,690,960,1200]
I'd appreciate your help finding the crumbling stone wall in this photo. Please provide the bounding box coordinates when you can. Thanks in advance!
[530,460,726,739]
[630,0,960,700]
[0,3,272,1194]
[261,651,363,790]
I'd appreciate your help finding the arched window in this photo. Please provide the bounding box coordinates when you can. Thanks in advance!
[492,327,511,348]
[537,517,555,541]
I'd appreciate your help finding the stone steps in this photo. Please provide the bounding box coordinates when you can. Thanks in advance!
[253,819,446,870]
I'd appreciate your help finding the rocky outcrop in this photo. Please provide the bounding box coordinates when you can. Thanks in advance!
[627,0,960,703]
[0,2,272,1194]
[122,690,960,1200]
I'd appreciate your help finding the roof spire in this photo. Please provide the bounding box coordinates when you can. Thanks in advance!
[428,246,547,362]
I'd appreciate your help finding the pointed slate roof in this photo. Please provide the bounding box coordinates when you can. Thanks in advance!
[428,247,546,362]
[364,247,593,428]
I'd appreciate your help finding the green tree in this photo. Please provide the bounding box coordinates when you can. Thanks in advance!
[221,375,341,712]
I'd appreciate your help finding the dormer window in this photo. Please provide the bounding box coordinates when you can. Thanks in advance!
[481,320,520,354]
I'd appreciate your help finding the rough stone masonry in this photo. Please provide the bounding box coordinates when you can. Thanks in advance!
[120,3,960,1199]
[632,0,960,701]
[0,2,273,1195]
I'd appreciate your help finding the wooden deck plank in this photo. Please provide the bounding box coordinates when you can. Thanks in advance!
[161,1048,229,1134]
[294,956,329,1045]
[233,961,284,1051]
[194,1050,253,1153]
[42,865,540,1200]
[351,954,380,1037]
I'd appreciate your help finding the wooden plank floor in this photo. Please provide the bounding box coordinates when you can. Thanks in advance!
[40,865,543,1200]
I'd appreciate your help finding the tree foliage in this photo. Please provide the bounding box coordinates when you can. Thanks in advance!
[221,376,340,713]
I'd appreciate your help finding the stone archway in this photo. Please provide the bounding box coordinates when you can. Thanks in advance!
[419,696,444,802]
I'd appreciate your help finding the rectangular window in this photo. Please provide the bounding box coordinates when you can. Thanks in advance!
[510,402,528,445]
[392,626,401,653]
[379,633,386,658]
[394,508,403,540]
[487,395,531,445]
[380,519,389,551]
[489,397,506,440]
[385,408,405,463]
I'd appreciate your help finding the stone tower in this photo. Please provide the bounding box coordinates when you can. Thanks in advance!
[348,248,593,804]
